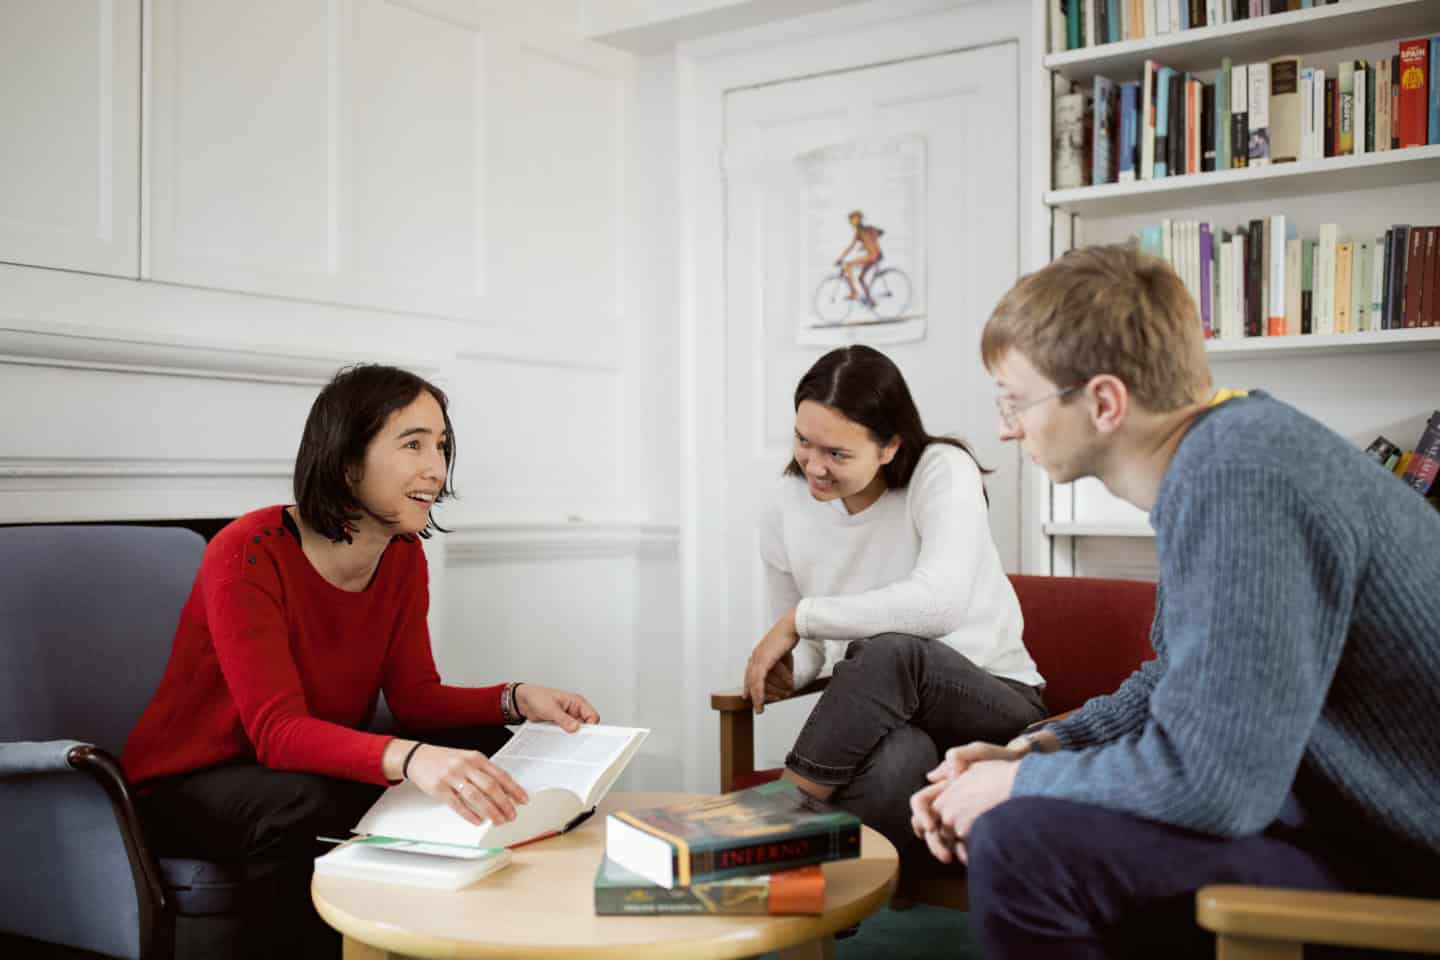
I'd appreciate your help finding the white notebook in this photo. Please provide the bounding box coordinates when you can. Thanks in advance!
[315,837,511,890]
[354,721,649,850]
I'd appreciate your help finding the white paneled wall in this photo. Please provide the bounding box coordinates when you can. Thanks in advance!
[0,0,140,275]
[0,1,681,786]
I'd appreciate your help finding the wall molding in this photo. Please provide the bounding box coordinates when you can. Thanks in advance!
[0,322,434,385]
[0,456,290,480]
[446,521,680,564]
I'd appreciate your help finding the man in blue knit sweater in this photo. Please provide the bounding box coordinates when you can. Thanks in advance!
[909,244,1440,957]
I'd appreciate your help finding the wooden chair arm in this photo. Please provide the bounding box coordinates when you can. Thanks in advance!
[709,679,831,790]
[1197,885,1440,958]
[710,678,831,712]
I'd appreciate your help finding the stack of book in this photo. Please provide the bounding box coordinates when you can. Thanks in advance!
[1054,34,1440,189]
[1368,411,1440,507]
[594,781,862,916]
[1136,216,1440,338]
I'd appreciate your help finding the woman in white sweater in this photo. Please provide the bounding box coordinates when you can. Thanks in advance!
[744,345,1044,850]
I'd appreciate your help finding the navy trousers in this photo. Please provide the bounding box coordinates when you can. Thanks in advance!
[966,795,1439,959]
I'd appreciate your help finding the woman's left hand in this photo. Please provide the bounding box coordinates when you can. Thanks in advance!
[515,684,600,732]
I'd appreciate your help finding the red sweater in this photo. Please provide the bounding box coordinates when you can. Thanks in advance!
[122,506,505,787]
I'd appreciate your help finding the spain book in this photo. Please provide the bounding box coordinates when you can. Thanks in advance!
[594,858,825,916]
[604,781,861,889]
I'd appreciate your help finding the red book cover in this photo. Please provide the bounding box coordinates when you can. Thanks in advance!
[1402,226,1427,328]
[1424,226,1439,328]
[1396,39,1430,149]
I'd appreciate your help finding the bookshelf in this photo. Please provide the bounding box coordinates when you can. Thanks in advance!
[1034,0,1440,578]
[1044,0,1439,81]
[1047,142,1440,215]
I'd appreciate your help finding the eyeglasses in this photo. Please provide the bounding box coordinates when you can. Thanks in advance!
[996,385,1079,431]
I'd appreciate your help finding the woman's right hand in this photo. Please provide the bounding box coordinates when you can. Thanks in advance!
[745,608,802,714]
[405,744,530,826]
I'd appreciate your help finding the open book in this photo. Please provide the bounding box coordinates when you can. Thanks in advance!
[354,722,649,850]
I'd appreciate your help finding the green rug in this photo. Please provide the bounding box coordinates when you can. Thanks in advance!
[760,905,981,960]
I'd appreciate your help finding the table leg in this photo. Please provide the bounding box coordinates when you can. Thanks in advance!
[344,936,403,960]
[776,934,836,960]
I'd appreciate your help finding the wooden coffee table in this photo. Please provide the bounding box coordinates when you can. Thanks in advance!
[313,791,899,960]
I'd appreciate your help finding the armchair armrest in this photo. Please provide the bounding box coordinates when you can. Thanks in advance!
[709,679,830,791]
[0,739,92,776]
[0,740,172,960]
[1197,885,1440,958]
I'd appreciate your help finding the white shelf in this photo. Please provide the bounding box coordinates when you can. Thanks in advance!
[1045,144,1440,216]
[1044,522,1155,538]
[1043,0,1440,84]
[1207,327,1440,358]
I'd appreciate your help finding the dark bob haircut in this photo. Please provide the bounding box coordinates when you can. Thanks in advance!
[294,364,456,542]
[784,345,988,492]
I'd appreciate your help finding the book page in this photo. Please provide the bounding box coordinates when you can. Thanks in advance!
[492,723,647,805]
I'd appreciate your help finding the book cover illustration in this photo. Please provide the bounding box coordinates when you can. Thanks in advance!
[594,859,825,916]
[606,782,862,888]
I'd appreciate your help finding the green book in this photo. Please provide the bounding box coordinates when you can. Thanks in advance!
[1301,239,1317,334]
[605,782,861,889]
[1351,240,1372,332]
[594,857,825,915]
[1217,57,1232,170]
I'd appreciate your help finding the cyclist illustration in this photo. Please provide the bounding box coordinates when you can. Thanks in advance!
[812,209,912,327]
[835,210,885,305]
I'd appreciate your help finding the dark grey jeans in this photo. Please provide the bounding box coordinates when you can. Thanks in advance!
[786,633,1046,853]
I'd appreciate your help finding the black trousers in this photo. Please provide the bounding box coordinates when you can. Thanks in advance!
[966,795,1440,960]
[785,633,1046,855]
[138,725,512,958]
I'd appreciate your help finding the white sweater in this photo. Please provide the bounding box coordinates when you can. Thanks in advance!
[758,443,1043,691]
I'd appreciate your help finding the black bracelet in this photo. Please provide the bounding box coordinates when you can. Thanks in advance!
[401,741,424,781]
[513,682,526,720]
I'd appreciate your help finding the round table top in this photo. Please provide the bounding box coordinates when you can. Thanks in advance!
[313,791,899,960]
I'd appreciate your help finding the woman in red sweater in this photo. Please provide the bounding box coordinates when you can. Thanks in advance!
[122,365,597,938]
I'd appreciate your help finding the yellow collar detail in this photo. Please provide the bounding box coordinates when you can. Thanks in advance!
[1207,388,1249,408]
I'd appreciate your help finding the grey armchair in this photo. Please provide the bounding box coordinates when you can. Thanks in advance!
[0,524,312,960]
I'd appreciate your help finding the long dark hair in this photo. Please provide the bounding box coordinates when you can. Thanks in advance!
[294,364,457,542]
[783,345,989,491]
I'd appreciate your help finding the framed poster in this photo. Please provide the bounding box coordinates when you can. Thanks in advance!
[796,133,927,345]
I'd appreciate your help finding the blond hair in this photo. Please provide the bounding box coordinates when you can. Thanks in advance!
[981,244,1211,412]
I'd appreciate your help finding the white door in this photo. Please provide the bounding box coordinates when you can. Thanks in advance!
[0,0,141,277]
[722,44,1022,769]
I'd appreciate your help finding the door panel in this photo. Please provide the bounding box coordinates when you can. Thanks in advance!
[723,44,1022,768]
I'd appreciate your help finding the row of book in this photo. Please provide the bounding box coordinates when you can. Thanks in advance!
[1050,0,1341,53]
[597,781,861,916]
[1136,218,1440,338]
[1367,411,1440,502]
[1055,38,1440,188]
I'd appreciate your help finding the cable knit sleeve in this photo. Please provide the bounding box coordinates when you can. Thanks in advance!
[795,447,991,647]
[1012,464,1358,837]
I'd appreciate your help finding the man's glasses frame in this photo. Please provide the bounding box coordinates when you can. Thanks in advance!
[996,384,1080,431]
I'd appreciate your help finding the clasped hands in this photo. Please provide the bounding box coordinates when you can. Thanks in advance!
[405,683,599,826]
[909,732,1053,864]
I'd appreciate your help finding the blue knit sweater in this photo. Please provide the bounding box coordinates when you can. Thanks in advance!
[1013,392,1440,856]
